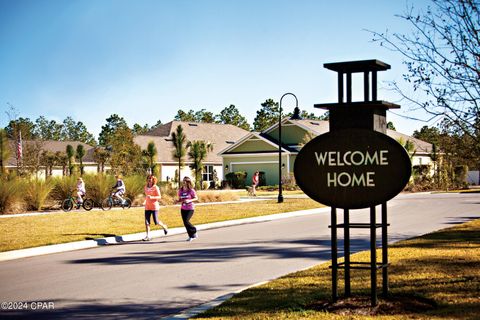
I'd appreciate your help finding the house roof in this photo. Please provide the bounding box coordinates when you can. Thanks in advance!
[6,140,96,166]
[220,119,433,156]
[135,121,250,163]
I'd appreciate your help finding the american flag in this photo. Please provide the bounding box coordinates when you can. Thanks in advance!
[16,131,23,161]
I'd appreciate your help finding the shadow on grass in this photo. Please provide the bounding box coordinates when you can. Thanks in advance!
[196,220,480,319]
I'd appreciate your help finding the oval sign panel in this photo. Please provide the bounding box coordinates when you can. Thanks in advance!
[294,129,411,209]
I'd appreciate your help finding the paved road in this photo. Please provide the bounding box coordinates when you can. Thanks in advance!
[0,192,479,319]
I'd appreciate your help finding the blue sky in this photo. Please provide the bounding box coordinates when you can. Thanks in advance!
[0,0,433,139]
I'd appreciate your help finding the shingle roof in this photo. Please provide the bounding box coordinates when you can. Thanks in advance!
[289,119,433,154]
[6,140,96,166]
[135,121,250,163]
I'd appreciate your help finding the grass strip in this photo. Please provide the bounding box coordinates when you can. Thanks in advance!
[0,198,323,252]
[195,218,480,319]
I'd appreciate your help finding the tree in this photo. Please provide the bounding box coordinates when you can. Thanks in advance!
[174,109,196,122]
[171,125,187,185]
[150,119,163,130]
[93,147,110,173]
[132,123,149,135]
[66,144,75,176]
[0,129,10,176]
[216,105,251,130]
[387,121,396,130]
[187,140,213,189]
[21,140,44,178]
[98,114,128,146]
[41,150,57,178]
[194,109,215,123]
[76,144,86,175]
[253,99,279,132]
[62,117,96,145]
[5,117,36,140]
[55,151,68,176]
[412,125,442,145]
[34,116,62,140]
[370,0,479,143]
[108,126,142,176]
[142,141,157,175]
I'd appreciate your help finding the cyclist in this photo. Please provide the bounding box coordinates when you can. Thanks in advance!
[76,177,86,209]
[111,174,126,205]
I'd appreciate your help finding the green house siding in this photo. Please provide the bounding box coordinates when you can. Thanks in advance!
[227,139,277,153]
[268,125,309,145]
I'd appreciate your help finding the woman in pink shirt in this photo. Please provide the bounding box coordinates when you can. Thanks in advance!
[143,175,168,241]
[177,176,199,242]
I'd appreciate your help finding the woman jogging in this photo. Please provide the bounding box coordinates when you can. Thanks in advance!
[143,175,168,241]
[177,176,199,242]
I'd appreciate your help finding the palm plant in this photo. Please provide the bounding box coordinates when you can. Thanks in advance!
[171,125,187,186]
[93,147,110,173]
[76,144,85,175]
[187,140,213,189]
[143,141,157,175]
[66,144,75,175]
[25,178,55,211]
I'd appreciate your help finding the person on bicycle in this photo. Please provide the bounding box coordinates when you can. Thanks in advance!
[76,177,86,208]
[112,174,126,205]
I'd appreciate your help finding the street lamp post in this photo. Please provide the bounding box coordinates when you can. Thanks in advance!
[278,93,300,203]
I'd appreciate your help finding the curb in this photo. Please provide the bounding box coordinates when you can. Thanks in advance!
[0,207,330,262]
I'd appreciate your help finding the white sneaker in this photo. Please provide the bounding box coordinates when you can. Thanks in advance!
[186,237,193,242]
[142,236,151,241]
[192,233,198,239]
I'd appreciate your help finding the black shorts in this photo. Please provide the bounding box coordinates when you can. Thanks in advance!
[145,210,159,226]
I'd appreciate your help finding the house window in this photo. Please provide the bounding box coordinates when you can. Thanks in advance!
[202,165,214,183]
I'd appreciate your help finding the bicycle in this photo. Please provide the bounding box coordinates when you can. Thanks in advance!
[62,192,95,212]
[101,192,132,210]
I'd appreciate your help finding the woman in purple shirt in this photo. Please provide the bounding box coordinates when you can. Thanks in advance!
[177,176,199,241]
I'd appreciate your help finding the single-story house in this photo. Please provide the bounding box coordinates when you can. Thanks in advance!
[219,119,434,186]
[5,140,98,177]
[134,121,249,185]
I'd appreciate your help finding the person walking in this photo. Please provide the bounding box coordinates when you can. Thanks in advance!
[177,176,199,242]
[143,175,168,241]
[251,170,260,196]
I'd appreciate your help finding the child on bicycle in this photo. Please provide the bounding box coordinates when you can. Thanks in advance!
[112,174,126,205]
[76,177,86,208]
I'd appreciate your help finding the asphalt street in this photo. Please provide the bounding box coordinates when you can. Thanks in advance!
[0,192,479,319]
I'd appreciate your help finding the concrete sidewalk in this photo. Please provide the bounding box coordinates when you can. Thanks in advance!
[0,206,330,262]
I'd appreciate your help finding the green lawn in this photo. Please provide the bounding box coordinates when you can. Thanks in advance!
[195,218,480,319]
[0,198,323,252]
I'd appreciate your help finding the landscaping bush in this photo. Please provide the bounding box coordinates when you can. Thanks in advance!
[0,178,25,214]
[124,174,146,203]
[198,190,239,203]
[24,178,55,211]
[159,182,177,206]
[225,171,248,189]
[82,174,114,204]
[50,176,77,202]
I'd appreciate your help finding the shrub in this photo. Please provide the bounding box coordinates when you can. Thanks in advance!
[159,182,177,206]
[198,190,239,203]
[124,175,146,202]
[202,181,210,190]
[0,178,25,214]
[25,178,55,211]
[50,176,77,202]
[225,171,248,189]
[83,174,114,204]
